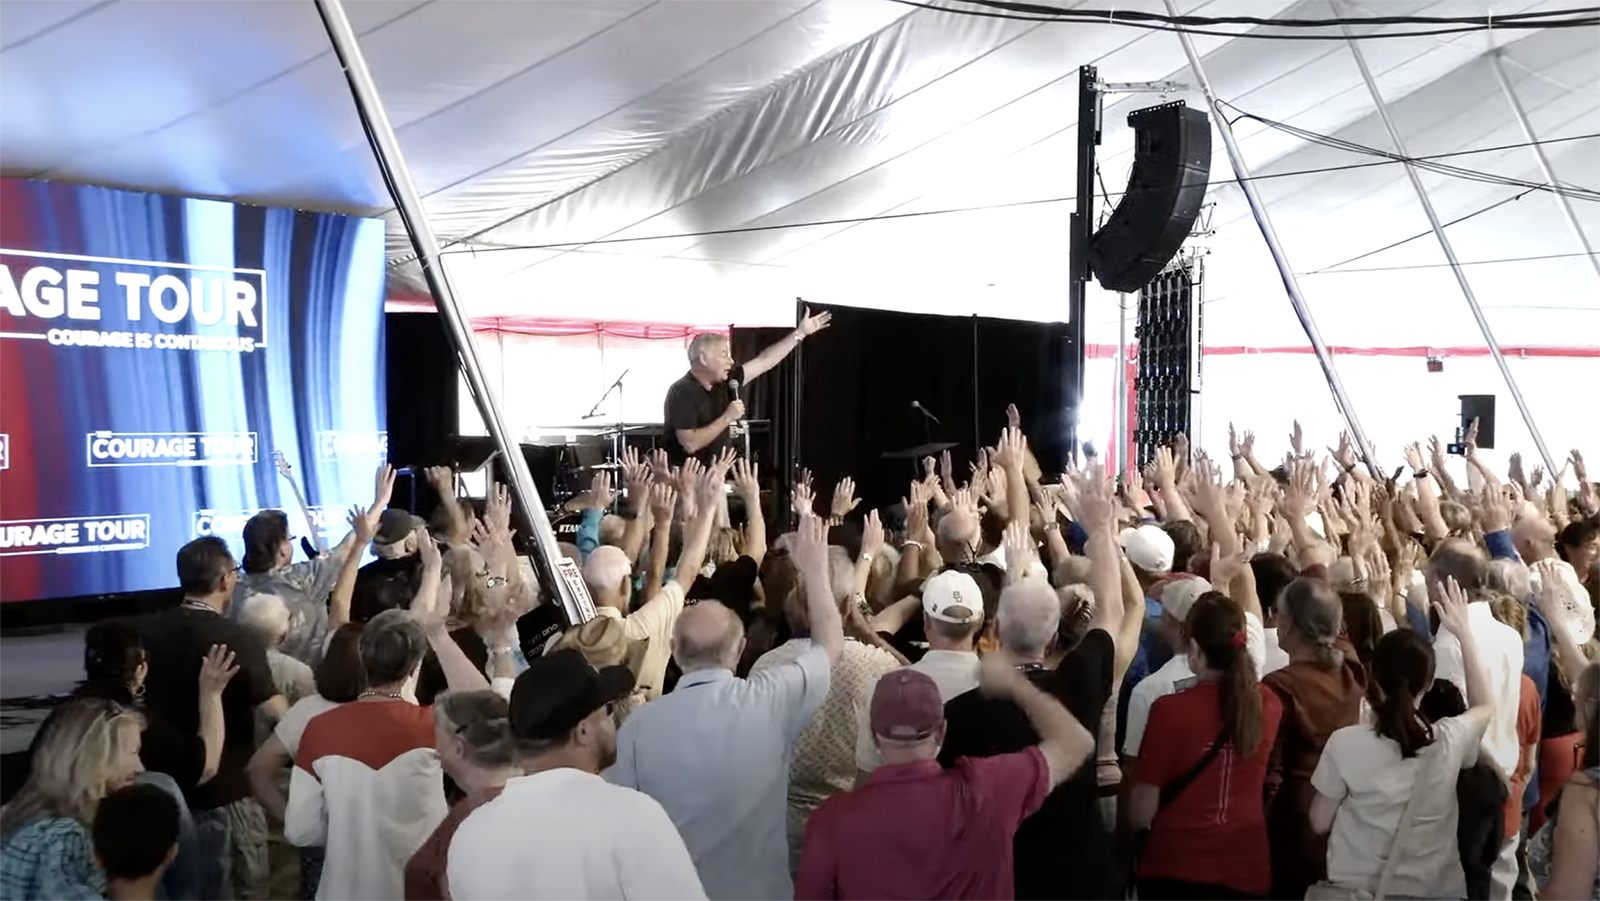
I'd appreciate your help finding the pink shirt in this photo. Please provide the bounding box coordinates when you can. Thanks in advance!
[795,747,1049,900]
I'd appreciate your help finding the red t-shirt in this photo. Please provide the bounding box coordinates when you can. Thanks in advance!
[1505,674,1542,840]
[1136,680,1282,896]
[795,747,1049,900]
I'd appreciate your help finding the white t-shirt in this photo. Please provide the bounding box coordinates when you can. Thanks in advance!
[1311,710,1492,899]
[1262,626,1291,675]
[1122,611,1265,757]
[1432,602,1525,778]
[856,649,981,773]
[448,767,705,900]
[274,694,341,757]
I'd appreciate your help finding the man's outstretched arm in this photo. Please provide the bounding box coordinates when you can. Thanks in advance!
[741,307,831,381]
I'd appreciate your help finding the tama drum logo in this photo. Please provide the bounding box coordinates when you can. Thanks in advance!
[317,431,387,462]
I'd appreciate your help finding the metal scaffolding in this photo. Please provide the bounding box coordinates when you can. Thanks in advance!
[314,0,588,625]
[1336,10,1558,476]
[1164,0,1381,478]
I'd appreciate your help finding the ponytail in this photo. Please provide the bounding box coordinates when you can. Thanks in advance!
[1371,629,1436,758]
[1188,591,1265,756]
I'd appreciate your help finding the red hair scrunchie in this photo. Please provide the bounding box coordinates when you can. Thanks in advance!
[1229,630,1247,649]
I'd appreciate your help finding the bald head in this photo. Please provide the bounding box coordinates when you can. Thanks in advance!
[672,602,745,674]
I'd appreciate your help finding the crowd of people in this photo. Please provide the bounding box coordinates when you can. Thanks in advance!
[2,401,1598,901]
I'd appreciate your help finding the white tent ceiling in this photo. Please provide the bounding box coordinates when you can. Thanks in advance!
[4,0,1598,465]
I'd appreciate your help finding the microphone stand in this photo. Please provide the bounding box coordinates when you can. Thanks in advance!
[582,368,629,469]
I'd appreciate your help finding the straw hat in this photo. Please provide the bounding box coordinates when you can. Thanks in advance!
[554,615,650,680]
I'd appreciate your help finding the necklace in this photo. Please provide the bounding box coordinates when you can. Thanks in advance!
[358,689,407,702]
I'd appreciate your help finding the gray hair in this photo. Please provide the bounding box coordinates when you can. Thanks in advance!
[360,609,429,686]
[582,545,633,597]
[997,578,1061,658]
[1279,577,1344,668]
[434,689,516,769]
[238,594,290,649]
[687,332,728,364]
[672,603,745,672]
[1485,559,1531,603]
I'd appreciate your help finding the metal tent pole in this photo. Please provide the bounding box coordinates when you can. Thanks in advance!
[1335,13,1557,475]
[1163,0,1380,477]
[314,0,587,625]
[1116,291,1130,480]
[1489,51,1600,287]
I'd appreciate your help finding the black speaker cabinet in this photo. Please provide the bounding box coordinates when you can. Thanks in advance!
[1089,102,1211,293]
[1460,394,1496,449]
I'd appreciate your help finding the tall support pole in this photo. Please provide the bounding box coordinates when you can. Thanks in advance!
[1115,291,1130,479]
[1489,51,1600,287]
[1164,0,1381,478]
[1335,13,1557,475]
[1067,65,1099,458]
[314,0,587,625]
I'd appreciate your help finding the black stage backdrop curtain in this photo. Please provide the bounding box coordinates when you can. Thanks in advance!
[789,305,1075,514]
[731,326,801,525]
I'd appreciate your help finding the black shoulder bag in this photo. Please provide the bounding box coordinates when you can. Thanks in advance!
[1122,728,1230,888]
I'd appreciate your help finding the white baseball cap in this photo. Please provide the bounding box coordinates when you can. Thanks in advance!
[922,570,985,625]
[1119,525,1175,574]
[1154,574,1213,624]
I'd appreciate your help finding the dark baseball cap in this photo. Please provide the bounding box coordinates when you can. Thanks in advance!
[373,508,426,545]
[509,648,635,741]
[870,669,944,741]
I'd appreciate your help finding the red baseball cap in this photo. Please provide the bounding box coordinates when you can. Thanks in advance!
[870,669,944,741]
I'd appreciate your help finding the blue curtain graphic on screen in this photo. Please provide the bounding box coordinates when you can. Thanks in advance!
[0,178,386,602]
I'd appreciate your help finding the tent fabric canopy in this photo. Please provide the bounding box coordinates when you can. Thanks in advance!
[4,0,1596,458]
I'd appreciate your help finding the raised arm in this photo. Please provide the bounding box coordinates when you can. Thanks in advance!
[642,484,676,600]
[790,512,845,665]
[1152,445,1193,523]
[424,466,471,547]
[672,451,732,594]
[741,307,831,382]
[995,426,1032,529]
[619,448,654,567]
[1405,443,1450,542]
[328,504,376,628]
[411,528,490,693]
[274,451,326,553]
[196,644,239,785]
[1074,470,1126,650]
[1434,577,1492,712]
[1534,560,1593,688]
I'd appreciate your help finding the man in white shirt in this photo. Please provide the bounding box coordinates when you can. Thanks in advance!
[447,649,704,901]
[606,514,843,901]
[854,569,987,777]
[1426,540,1525,901]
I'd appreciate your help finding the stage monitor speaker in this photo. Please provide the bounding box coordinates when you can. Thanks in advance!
[1460,394,1496,449]
[1089,102,1211,293]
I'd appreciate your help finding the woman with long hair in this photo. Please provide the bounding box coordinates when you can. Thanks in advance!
[0,698,146,899]
[1129,591,1282,900]
[1309,579,1494,899]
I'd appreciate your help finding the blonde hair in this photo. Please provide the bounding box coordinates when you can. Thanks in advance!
[443,546,489,625]
[0,698,144,835]
[1485,592,1528,641]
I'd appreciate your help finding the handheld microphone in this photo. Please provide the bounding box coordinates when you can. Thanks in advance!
[728,379,741,401]
[910,400,942,425]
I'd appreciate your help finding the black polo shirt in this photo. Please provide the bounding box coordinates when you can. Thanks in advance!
[939,628,1117,900]
[662,363,743,464]
[135,605,276,810]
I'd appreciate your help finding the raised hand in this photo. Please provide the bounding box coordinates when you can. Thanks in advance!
[792,469,816,517]
[939,448,957,497]
[347,504,377,546]
[789,508,830,578]
[1172,432,1191,467]
[650,483,678,523]
[1432,576,1471,637]
[1280,455,1315,518]
[485,483,513,536]
[648,448,672,484]
[677,458,704,501]
[1573,450,1598,514]
[198,644,239,698]
[994,426,1027,472]
[831,477,861,520]
[1290,420,1307,460]
[1429,435,1450,472]
[798,306,833,337]
[1002,520,1036,579]
[621,446,648,488]
[1006,403,1022,431]
[1069,469,1115,531]
[1228,422,1243,459]
[372,463,397,511]
[696,461,724,510]
[1403,442,1426,474]
[418,524,442,572]
[585,470,615,511]
[1210,542,1248,592]
[424,465,455,496]
[861,509,885,559]
[1463,418,1480,458]
[1328,431,1357,471]
[732,458,760,502]
[905,485,931,541]
[1154,445,1179,486]
[1508,452,1526,490]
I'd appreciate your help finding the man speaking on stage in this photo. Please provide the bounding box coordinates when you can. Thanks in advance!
[663,307,832,464]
